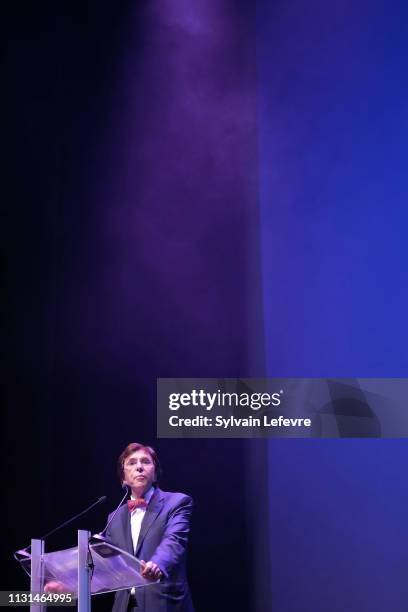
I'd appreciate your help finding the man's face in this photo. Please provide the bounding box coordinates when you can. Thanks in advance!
[123,449,156,496]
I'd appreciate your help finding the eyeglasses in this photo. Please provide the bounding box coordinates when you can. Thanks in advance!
[124,458,153,469]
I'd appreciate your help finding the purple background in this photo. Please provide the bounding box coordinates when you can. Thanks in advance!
[3,2,260,610]
[258,1,408,611]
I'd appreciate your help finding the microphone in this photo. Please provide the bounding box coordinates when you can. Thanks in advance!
[93,486,129,541]
[14,496,107,559]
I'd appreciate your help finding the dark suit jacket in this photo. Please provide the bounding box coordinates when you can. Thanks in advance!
[106,488,194,612]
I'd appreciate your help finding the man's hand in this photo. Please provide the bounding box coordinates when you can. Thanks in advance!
[140,560,163,581]
[44,581,67,593]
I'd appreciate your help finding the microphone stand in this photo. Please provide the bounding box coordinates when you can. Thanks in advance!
[92,486,129,542]
[14,496,107,560]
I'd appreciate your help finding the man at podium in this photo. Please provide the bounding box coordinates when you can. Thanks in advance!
[106,442,194,612]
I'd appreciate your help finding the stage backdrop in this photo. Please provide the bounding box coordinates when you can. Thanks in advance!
[257,1,408,610]
[3,2,261,611]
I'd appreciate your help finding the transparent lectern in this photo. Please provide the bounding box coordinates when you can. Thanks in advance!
[18,531,151,612]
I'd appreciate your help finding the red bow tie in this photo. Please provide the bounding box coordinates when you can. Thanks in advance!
[127,498,147,512]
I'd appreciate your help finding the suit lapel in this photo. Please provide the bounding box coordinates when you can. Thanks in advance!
[135,488,164,556]
[119,504,134,555]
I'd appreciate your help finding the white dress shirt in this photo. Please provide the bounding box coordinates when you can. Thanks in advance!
[130,485,154,552]
[130,486,154,593]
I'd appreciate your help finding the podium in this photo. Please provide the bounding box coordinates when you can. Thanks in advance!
[18,531,152,611]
